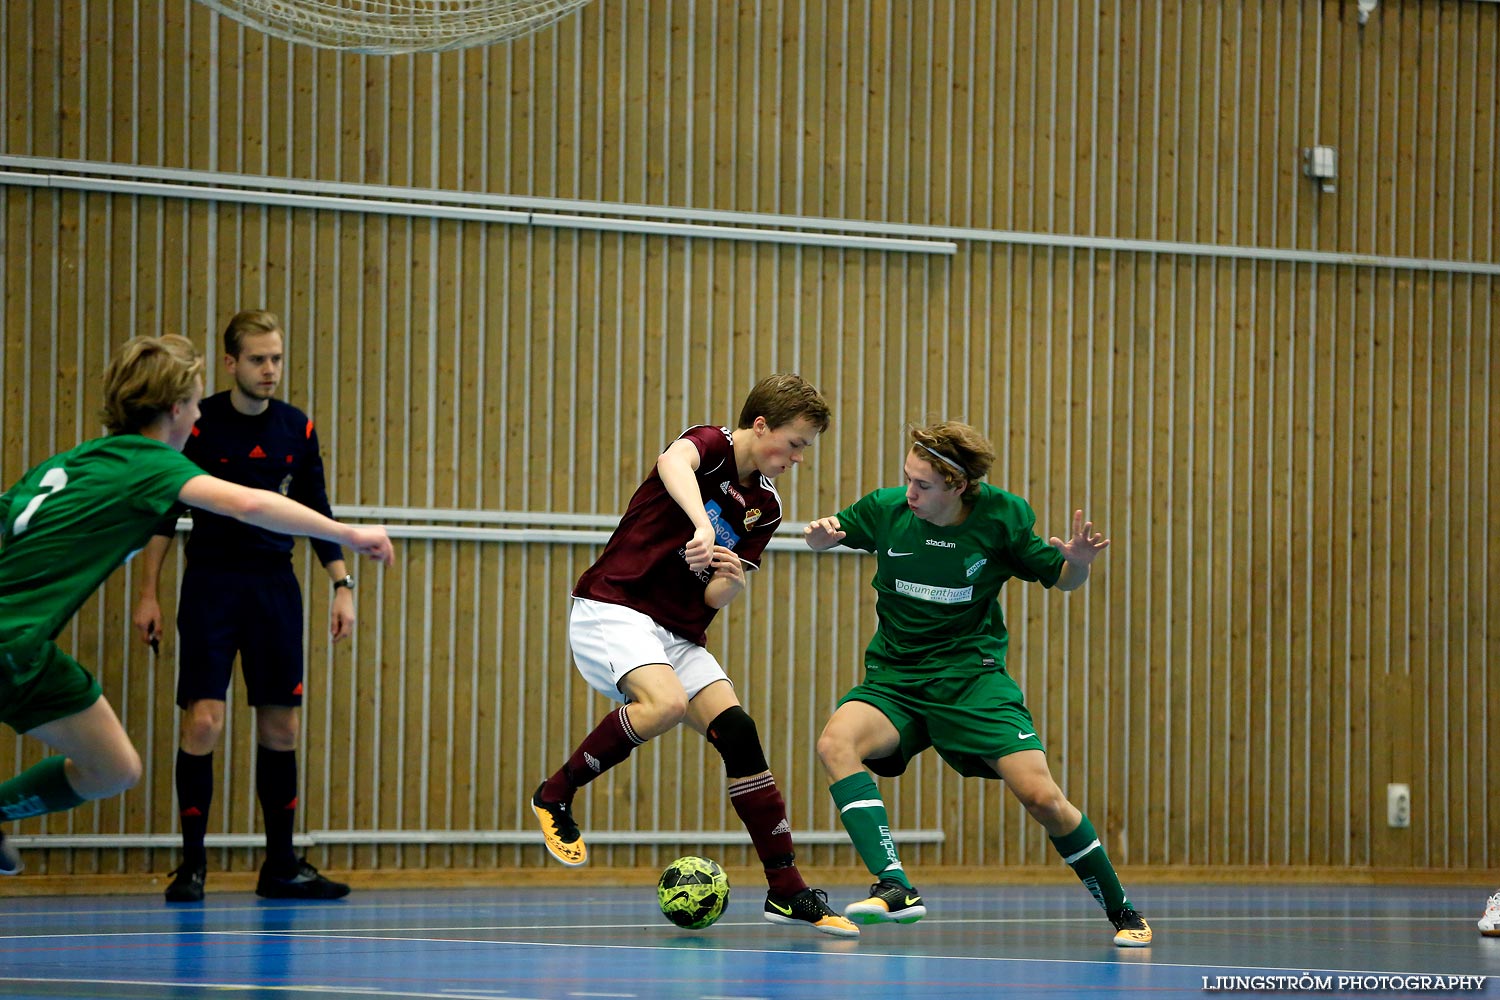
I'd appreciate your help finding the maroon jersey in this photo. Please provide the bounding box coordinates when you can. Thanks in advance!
[574,424,782,645]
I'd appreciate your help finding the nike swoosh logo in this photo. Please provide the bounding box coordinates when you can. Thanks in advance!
[1018,732,1036,740]
[887,548,913,557]
[904,895,921,906]
[769,900,793,916]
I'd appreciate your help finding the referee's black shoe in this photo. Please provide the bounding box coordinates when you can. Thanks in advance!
[255,857,350,900]
[164,862,206,902]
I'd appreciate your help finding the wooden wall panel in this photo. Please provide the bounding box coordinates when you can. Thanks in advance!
[1,0,1496,882]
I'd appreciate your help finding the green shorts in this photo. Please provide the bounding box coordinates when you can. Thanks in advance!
[839,668,1044,779]
[0,642,104,734]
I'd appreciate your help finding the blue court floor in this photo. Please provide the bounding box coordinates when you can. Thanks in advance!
[2,883,1496,999]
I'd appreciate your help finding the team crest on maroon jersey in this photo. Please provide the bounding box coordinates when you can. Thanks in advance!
[719,481,746,505]
[744,508,762,529]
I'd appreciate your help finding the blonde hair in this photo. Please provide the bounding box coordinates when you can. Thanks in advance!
[908,421,995,502]
[101,335,204,434]
[223,309,282,357]
[736,373,831,432]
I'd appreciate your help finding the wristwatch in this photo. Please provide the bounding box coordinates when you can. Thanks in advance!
[333,575,355,592]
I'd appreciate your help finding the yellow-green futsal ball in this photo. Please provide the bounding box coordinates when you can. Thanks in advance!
[657,856,730,929]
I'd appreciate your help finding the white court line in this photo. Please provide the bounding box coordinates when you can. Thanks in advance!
[0,913,1476,942]
[2,928,1473,981]
[4,893,1480,921]
[0,917,1476,947]
[0,899,615,920]
[0,979,549,1000]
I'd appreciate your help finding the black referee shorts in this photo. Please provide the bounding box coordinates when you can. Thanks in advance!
[175,563,305,709]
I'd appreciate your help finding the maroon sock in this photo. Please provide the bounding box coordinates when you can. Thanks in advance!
[540,705,645,804]
[728,773,807,898]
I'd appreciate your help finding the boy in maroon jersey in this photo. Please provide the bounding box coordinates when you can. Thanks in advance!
[530,374,856,938]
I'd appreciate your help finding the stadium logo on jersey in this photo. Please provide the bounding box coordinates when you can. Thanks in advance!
[719,481,746,505]
[965,555,988,578]
[703,500,741,548]
[925,538,956,549]
[743,508,761,529]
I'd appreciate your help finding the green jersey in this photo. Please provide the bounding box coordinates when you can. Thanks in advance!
[0,435,201,675]
[837,483,1064,675]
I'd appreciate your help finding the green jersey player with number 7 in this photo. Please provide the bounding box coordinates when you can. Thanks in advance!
[0,335,394,876]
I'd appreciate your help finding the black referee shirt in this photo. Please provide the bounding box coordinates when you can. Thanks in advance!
[157,391,344,568]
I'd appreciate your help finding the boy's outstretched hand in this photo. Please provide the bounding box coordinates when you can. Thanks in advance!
[1048,509,1109,567]
[803,516,846,551]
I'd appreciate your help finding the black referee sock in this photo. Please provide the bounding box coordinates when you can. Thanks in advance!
[174,750,213,869]
[256,746,299,872]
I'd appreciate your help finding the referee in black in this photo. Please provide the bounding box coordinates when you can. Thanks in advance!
[134,310,356,902]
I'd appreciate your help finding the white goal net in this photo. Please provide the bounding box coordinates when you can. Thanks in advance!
[193,0,593,54]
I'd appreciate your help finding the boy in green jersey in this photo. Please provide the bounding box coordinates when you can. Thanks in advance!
[803,420,1151,947]
[0,335,394,876]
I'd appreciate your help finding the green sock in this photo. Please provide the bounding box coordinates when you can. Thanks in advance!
[1050,814,1129,914]
[0,756,86,821]
[830,772,912,888]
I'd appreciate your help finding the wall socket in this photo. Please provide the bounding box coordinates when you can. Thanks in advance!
[1387,783,1411,828]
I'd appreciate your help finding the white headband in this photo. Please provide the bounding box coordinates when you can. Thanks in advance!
[915,441,967,478]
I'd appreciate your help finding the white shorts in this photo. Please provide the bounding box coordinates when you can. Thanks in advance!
[569,597,729,703]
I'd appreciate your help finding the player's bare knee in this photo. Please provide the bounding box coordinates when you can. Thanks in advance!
[256,708,300,750]
[113,744,144,793]
[257,731,298,752]
[77,743,142,799]
[179,702,224,751]
[180,716,222,753]
[660,695,687,728]
[1022,789,1071,827]
[815,728,858,773]
[632,692,688,735]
